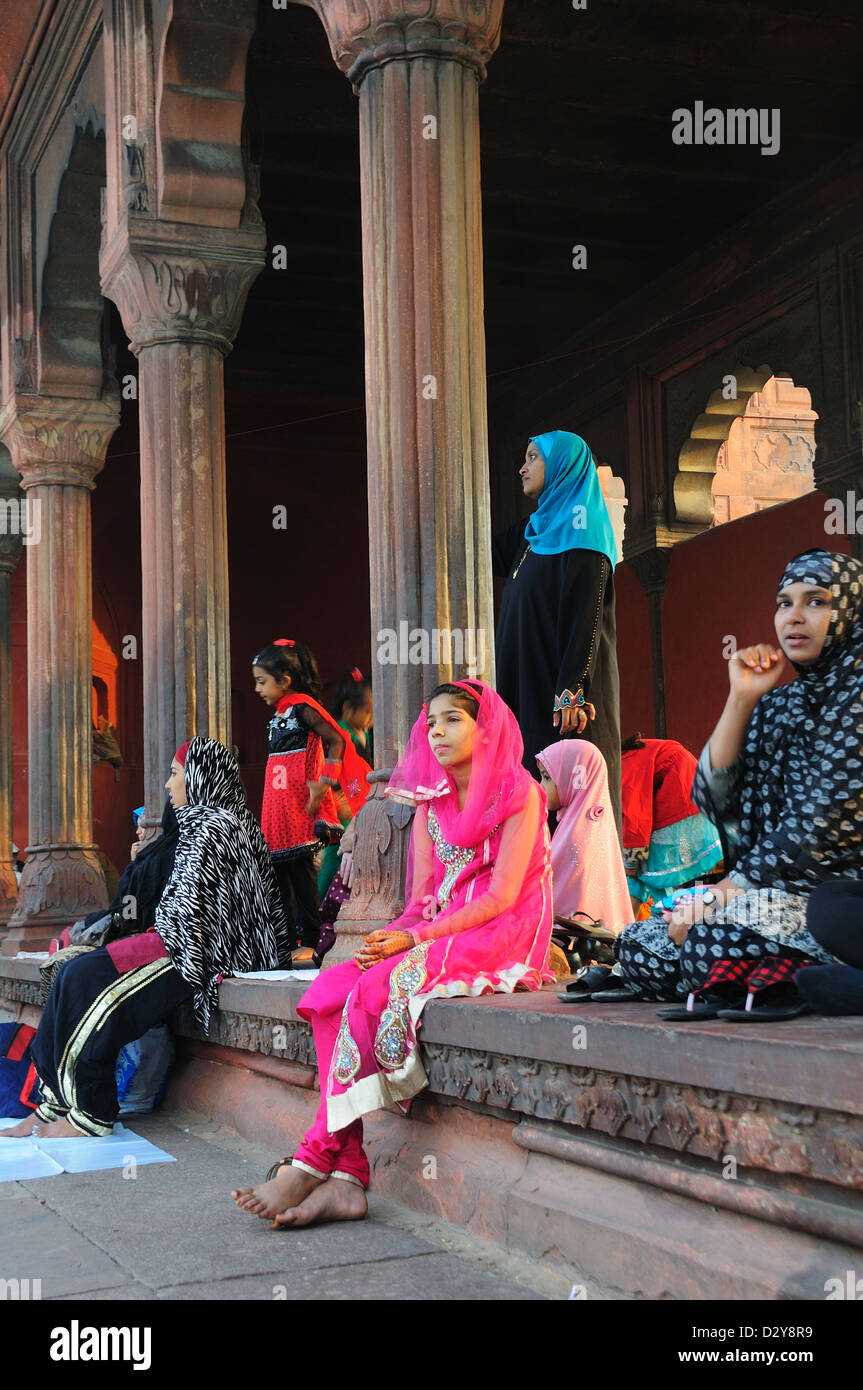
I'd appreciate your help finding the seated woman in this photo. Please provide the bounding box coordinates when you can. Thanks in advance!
[796,880,863,1015]
[536,739,631,936]
[621,735,722,918]
[1,737,291,1139]
[616,549,861,1020]
[232,679,554,1228]
[71,798,180,945]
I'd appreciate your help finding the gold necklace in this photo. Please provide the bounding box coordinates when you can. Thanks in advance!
[512,543,531,579]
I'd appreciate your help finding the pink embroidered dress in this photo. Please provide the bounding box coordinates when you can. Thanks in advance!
[292,681,553,1184]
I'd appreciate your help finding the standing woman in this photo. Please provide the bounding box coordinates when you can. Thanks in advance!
[493,430,622,835]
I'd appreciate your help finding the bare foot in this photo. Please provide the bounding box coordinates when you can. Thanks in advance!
[273,1177,367,1228]
[31,1118,88,1138]
[231,1164,323,1220]
[0,1114,41,1138]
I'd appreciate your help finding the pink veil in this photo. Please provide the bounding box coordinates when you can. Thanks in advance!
[387,679,534,848]
[537,739,632,935]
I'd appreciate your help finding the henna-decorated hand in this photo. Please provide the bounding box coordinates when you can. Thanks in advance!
[355,929,414,971]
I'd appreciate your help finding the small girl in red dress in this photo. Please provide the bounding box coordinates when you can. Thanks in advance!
[253,640,369,955]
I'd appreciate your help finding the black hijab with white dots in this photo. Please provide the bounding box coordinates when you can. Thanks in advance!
[156,737,292,1030]
[694,549,863,892]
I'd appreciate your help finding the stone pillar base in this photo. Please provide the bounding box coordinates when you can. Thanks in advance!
[2,844,107,954]
[323,772,414,969]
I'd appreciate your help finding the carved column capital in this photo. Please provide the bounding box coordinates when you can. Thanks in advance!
[626,545,672,599]
[0,395,120,491]
[308,0,504,85]
[101,220,266,356]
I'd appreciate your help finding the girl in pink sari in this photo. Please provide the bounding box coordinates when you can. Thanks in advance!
[232,679,553,1228]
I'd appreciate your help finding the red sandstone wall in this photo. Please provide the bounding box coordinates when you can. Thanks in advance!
[225,392,371,815]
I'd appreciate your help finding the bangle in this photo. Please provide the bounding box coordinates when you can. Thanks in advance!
[553,688,586,714]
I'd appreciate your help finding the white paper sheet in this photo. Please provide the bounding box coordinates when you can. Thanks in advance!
[0,1119,175,1181]
[0,1125,64,1179]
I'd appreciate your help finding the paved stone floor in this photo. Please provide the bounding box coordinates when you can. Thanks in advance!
[2,1111,570,1301]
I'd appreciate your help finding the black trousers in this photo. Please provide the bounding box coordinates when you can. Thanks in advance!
[31,948,192,1137]
[273,850,320,948]
[806,879,863,968]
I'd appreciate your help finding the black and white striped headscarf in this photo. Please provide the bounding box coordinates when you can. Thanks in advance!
[693,549,863,892]
[155,737,292,1030]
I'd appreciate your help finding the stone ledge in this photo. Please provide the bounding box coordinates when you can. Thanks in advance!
[3,958,863,1197]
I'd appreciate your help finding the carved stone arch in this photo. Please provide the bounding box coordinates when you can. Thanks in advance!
[711,375,817,526]
[155,0,259,228]
[38,122,109,399]
[673,364,773,524]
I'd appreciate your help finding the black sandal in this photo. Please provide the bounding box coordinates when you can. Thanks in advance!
[716,1000,812,1022]
[657,1002,722,1021]
[656,987,747,1021]
[557,964,613,1002]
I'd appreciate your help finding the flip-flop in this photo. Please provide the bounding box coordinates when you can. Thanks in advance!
[590,988,638,1002]
[656,1002,722,1021]
[716,1001,812,1022]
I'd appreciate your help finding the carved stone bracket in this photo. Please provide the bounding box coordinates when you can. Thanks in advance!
[12,338,35,393]
[324,770,415,968]
[124,141,149,214]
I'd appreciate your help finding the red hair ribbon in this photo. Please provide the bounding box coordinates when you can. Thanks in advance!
[274,638,296,648]
[174,741,191,767]
[350,667,363,682]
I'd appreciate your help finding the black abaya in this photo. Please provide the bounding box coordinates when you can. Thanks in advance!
[493,519,622,836]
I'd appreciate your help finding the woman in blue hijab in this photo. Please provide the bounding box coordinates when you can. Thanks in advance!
[493,430,622,835]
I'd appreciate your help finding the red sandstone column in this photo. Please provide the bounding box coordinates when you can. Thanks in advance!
[0,453,23,932]
[310,0,502,767]
[101,228,264,820]
[309,0,503,964]
[0,397,119,950]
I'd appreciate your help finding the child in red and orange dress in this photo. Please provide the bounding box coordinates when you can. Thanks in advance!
[252,640,369,956]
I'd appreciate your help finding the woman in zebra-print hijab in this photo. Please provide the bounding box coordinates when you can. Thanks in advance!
[156,736,293,1029]
[2,737,291,1140]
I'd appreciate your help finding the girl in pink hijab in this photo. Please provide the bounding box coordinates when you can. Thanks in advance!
[233,679,554,1229]
[536,740,632,936]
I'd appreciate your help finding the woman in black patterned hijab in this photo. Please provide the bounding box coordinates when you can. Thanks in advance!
[616,549,862,1020]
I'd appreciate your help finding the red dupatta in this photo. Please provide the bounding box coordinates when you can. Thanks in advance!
[276,692,371,816]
